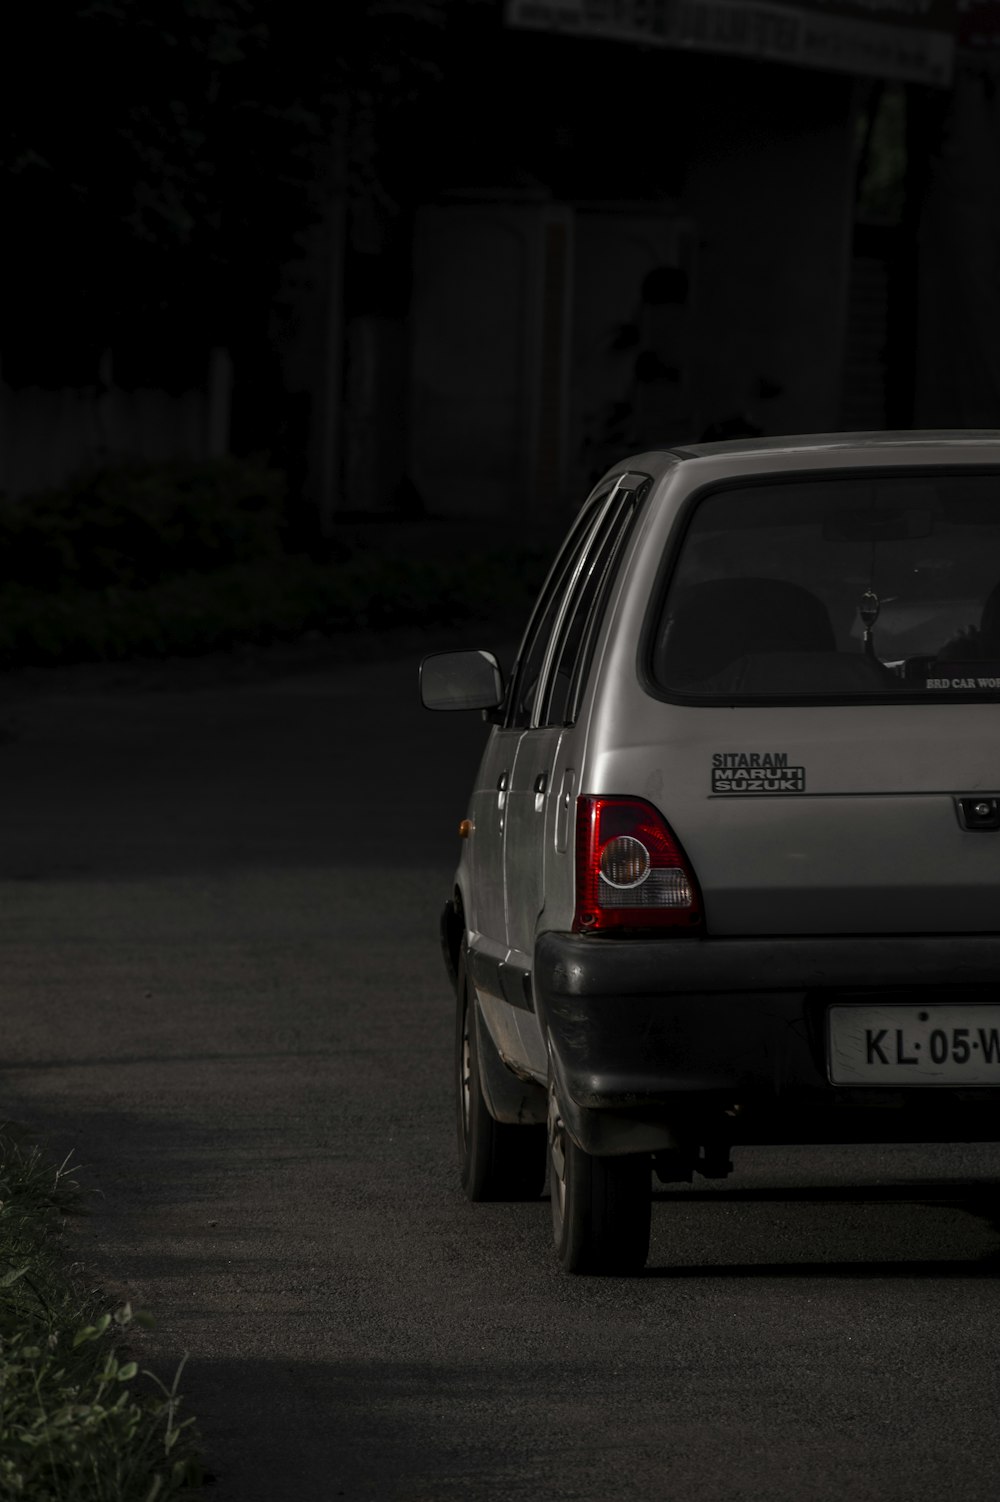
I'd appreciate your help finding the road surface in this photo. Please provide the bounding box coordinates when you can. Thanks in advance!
[0,645,997,1500]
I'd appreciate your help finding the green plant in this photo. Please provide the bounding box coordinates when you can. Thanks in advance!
[0,1125,202,1501]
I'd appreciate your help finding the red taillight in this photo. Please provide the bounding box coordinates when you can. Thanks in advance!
[573,796,703,934]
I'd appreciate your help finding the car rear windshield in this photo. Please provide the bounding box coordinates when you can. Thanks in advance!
[650,471,1000,701]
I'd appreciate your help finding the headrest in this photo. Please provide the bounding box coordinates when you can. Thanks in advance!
[656,577,836,686]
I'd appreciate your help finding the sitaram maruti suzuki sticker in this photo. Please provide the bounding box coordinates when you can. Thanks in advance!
[711,751,806,794]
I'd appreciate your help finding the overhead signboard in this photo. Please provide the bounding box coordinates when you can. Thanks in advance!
[504,0,956,85]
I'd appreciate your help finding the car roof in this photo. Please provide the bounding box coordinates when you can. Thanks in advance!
[597,430,1000,489]
[665,429,1000,461]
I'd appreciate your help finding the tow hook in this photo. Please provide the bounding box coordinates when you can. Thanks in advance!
[697,1143,734,1180]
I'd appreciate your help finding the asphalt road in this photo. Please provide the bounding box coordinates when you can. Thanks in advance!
[0,643,998,1501]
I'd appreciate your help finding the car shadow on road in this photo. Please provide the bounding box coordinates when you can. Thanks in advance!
[651,1181,1000,1204]
[640,1257,1000,1277]
[642,1179,1000,1277]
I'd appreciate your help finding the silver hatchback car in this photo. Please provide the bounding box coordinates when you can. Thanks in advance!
[420,431,1000,1275]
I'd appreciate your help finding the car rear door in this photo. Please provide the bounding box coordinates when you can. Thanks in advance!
[465,492,614,1037]
[503,482,643,1007]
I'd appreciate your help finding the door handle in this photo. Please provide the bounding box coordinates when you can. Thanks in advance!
[555,768,576,852]
[533,772,549,795]
[497,771,508,792]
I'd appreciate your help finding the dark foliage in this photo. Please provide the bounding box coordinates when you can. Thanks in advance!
[0,456,287,588]
[2,1,453,387]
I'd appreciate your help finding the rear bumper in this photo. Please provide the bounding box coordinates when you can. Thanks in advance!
[534,931,1000,1153]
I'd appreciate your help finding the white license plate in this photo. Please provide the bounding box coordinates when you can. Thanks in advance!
[829,1004,1000,1086]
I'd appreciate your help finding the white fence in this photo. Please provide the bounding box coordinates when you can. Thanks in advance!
[0,348,233,499]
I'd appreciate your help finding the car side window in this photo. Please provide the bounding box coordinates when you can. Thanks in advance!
[537,488,642,728]
[505,491,618,730]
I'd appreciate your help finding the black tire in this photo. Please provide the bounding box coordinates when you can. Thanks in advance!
[547,1076,651,1274]
[455,951,546,1202]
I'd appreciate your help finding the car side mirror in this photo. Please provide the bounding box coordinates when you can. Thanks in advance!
[419,650,505,712]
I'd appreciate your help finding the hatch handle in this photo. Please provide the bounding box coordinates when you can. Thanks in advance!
[956,796,1000,831]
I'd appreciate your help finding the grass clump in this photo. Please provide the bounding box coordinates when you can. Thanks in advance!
[0,1125,201,1501]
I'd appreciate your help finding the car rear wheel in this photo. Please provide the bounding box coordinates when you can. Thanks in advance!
[547,1077,652,1274]
[456,951,546,1202]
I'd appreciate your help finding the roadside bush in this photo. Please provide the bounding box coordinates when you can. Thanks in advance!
[0,547,551,668]
[0,456,288,590]
[0,454,554,666]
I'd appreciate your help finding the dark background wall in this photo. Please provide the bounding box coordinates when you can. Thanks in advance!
[3,0,999,536]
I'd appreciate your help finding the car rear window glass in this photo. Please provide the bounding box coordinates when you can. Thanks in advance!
[651,472,1000,701]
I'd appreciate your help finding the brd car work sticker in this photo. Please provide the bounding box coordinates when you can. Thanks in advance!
[711,751,805,794]
[923,661,1000,690]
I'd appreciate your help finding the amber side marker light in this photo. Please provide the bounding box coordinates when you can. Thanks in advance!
[573,795,703,933]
